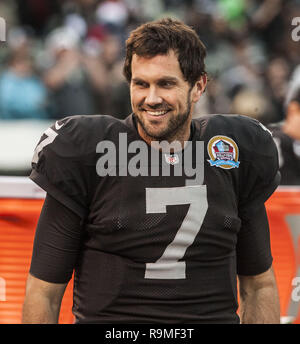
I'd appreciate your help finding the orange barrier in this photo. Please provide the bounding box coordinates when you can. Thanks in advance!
[0,199,74,324]
[0,187,300,324]
[265,187,300,324]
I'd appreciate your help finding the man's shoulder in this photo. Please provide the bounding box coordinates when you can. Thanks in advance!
[194,113,264,129]
[55,114,134,148]
[33,114,135,162]
[193,114,272,142]
[57,113,133,136]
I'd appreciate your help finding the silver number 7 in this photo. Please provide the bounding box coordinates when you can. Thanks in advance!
[32,127,58,164]
[145,185,208,279]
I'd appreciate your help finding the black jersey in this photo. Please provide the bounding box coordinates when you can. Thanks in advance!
[29,113,280,324]
[268,122,300,185]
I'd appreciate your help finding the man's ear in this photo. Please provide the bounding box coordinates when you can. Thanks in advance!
[191,74,207,103]
[286,101,300,119]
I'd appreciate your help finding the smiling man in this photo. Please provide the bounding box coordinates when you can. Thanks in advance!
[124,19,207,147]
[130,51,204,145]
[23,18,280,324]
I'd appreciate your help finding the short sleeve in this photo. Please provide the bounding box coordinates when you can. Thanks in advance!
[29,116,91,219]
[236,204,273,275]
[236,118,280,275]
[238,118,281,219]
[29,194,83,284]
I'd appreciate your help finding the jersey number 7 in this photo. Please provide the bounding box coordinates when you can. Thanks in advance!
[145,185,208,279]
[32,127,58,164]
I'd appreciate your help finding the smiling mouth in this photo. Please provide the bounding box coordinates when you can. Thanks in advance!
[142,109,170,117]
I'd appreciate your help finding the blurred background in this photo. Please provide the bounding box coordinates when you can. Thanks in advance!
[0,0,299,175]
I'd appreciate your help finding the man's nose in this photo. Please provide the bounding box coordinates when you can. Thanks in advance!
[144,86,163,107]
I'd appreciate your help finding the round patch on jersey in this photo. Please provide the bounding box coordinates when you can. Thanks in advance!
[207,136,240,169]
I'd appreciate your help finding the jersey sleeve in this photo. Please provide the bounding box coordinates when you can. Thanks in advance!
[238,118,281,218]
[236,204,273,275]
[236,117,280,275]
[29,194,83,283]
[30,116,92,219]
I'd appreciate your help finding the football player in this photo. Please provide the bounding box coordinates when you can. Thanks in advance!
[22,18,280,324]
[268,65,300,185]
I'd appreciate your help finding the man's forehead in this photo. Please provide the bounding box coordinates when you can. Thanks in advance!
[132,49,179,64]
[131,50,183,80]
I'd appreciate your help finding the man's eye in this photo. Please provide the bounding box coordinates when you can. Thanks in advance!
[159,81,175,88]
[134,81,148,88]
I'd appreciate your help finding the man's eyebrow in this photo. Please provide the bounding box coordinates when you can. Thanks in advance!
[131,77,147,83]
[132,76,179,83]
[157,76,178,83]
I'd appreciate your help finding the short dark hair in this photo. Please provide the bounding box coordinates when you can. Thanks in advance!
[285,65,300,107]
[123,17,207,87]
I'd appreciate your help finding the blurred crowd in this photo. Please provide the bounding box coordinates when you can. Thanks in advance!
[0,0,299,124]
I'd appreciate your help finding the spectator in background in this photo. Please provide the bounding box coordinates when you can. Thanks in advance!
[43,27,108,119]
[98,33,132,118]
[15,0,61,37]
[0,0,297,123]
[0,28,49,120]
[96,0,129,35]
[262,58,290,123]
[230,88,274,124]
[269,66,300,185]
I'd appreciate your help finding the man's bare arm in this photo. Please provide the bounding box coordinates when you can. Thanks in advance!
[22,273,67,324]
[238,266,280,324]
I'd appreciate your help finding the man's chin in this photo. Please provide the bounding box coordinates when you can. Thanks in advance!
[135,112,189,142]
[140,125,169,141]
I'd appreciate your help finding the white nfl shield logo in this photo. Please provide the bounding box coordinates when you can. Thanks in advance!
[164,154,179,165]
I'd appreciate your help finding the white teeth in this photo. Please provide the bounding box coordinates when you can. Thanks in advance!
[147,110,168,116]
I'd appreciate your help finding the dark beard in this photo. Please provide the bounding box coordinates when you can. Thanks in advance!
[135,88,192,141]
